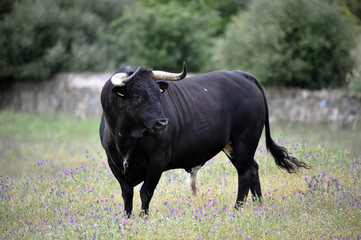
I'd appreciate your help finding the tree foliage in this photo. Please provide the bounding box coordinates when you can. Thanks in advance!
[326,0,361,21]
[213,0,357,89]
[0,0,128,81]
[139,0,249,33]
[0,0,359,89]
[107,1,221,72]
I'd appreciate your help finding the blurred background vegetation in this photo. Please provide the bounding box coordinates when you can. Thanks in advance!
[0,0,360,90]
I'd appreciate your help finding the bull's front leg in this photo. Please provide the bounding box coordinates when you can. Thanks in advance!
[120,180,134,217]
[139,170,162,217]
[107,155,134,217]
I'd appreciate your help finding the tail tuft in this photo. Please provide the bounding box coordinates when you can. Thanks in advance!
[266,138,310,174]
[251,76,310,174]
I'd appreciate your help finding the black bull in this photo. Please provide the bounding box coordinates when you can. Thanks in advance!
[99,63,309,216]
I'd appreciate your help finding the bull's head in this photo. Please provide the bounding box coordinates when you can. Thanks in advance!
[110,62,187,138]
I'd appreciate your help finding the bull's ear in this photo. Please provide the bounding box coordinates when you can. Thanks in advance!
[158,82,168,93]
[112,86,127,97]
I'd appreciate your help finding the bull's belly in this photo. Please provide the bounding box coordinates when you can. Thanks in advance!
[166,142,226,170]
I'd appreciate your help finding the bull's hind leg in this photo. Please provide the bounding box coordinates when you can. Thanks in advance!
[249,160,262,202]
[186,165,202,196]
[224,136,262,208]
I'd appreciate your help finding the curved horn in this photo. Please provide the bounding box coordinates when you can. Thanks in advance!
[152,62,187,81]
[111,67,141,86]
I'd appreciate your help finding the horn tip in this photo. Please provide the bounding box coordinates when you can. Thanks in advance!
[132,67,141,75]
[182,61,187,78]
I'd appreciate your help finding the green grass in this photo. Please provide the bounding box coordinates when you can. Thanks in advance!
[0,110,102,176]
[0,110,360,239]
[270,121,361,158]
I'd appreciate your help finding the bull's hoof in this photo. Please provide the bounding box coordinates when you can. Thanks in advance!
[124,212,132,218]
[139,210,149,218]
[235,201,245,210]
[252,196,263,204]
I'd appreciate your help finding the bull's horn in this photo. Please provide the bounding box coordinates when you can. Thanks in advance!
[111,67,141,86]
[152,62,187,81]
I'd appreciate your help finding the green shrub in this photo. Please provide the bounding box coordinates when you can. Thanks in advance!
[347,70,361,92]
[108,1,221,72]
[0,0,128,81]
[213,0,357,89]
[346,34,361,92]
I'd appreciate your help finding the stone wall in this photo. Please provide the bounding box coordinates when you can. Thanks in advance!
[266,87,361,128]
[1,73,360,128]
[1,73,110,119]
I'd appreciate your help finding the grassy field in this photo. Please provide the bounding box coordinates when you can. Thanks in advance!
[0,111,102,176]
[1,110,360,239]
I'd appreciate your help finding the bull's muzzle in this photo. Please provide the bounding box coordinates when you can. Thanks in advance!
[152,118,168,133]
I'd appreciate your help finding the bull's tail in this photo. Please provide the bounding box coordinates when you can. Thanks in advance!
[253,80,310,173]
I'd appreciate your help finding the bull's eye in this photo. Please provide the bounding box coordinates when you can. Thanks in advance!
[132,94,143,103]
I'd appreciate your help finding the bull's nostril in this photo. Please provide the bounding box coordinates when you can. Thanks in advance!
[159,119,168,126]
[154,118,168,131]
